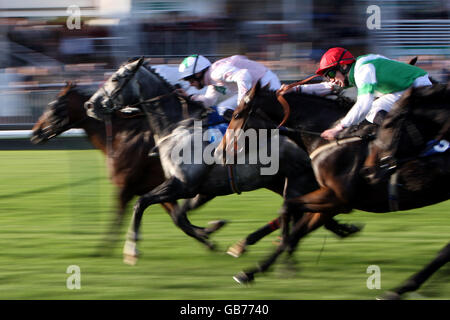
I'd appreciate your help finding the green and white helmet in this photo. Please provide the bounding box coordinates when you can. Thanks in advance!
[178,54,211,80]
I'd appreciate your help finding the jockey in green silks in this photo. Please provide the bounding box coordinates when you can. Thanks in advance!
[284,47,433,140]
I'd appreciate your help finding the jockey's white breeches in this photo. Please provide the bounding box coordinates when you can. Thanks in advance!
[366,74,433,123]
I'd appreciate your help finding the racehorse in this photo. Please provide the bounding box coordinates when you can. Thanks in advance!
[363,84,450,299]
[228,82,449,298]
[84,57,361,263]
[31,81,226,258]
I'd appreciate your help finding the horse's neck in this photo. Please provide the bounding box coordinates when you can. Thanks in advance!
[275,94,349,153]
[287,94,348,131]
[79,118,109,153]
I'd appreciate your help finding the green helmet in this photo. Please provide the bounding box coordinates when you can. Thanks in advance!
[178,55,211,80]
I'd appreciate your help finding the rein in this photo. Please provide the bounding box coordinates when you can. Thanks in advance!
[276,74,321,128]
[126,91,190,119]
[105,114,115,164]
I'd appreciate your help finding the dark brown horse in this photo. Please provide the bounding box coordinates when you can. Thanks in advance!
[31,82,226,258]
[229,82,449,299]
[363,84,450,299]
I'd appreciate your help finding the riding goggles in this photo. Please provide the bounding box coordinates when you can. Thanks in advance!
[324,68,337,80]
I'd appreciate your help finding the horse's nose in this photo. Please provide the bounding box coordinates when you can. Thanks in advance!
[30,128,43,144]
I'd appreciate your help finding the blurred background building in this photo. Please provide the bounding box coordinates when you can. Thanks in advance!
[0,0,449,129]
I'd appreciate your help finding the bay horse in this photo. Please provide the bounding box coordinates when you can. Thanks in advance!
[228,82,449,298]
[31,81,226,258]
[84,57,361,263]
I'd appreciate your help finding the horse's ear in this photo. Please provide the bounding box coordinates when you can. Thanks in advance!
[408,56,418,66]
[247,80,261,99]
[129,56,145,72]
[395,87,415,111]
[262,82,270,91]
[252,80,262,95]
[136,56,145,69]
[402,87,414,101]
[66,81,77,89]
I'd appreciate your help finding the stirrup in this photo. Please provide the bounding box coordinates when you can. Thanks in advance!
[148,146,159,158]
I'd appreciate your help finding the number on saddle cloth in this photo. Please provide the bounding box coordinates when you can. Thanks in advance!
[206,106,229,144]
[420,139,450,157]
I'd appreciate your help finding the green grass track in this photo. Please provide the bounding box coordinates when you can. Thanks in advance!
[0,150,448,299]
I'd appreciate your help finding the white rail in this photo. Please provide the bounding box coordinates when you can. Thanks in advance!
[0,129,85,139]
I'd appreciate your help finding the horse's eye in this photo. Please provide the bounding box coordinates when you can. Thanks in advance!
[111,77,118,82]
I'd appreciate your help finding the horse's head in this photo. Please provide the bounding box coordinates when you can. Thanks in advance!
[363,84,450,183]
[31,82,92,144]
[85,57,147,121]
[216,81,283,160]
[230,81,285,131]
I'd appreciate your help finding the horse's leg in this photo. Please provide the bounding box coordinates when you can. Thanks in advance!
[234,187,348,284]
[122,200,178,265]
[165,195,226,250]
[123,177,185,265]
[123,177,212,264]
[227,217,281,258]
[227,215,363,258]
[379,242,450,300]
[233,211,332,284]
[123,200,178,266]
[323,218,364,238]
[97,188,134,256]
[233,199,297,284]
[179,194,228,237]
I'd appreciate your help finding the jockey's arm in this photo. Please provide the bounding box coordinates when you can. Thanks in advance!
[339,93,374,128]
[340,63,377,127]
[221,67,253,104]
[321,64,376,140]
[190,85,220,107]
[291,82,335,96]
[321,92,374,140]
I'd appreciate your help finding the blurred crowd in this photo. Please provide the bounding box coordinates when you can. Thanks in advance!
[0,0,449,127]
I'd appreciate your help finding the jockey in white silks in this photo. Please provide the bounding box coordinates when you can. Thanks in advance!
[177,54,281,116]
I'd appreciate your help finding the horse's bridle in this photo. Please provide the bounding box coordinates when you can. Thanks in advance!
[100,62,190,120]
[45,92,88,139]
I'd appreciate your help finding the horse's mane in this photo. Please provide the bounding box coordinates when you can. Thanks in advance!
[58,82,96,99]
[397,84,450,109]
[389,84,450,122]
[143,64,177,92]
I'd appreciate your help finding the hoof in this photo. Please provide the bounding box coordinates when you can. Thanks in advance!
[123,254,138,266]
[376,291,402,300]
[227,240,247,258]
[205,240,216,251]
[233,271,254,285]
[206,220,228,234]
[334,223,365,238]
[123,240,139,265]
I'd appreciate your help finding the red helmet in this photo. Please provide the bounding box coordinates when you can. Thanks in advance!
[316,47,355,75]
